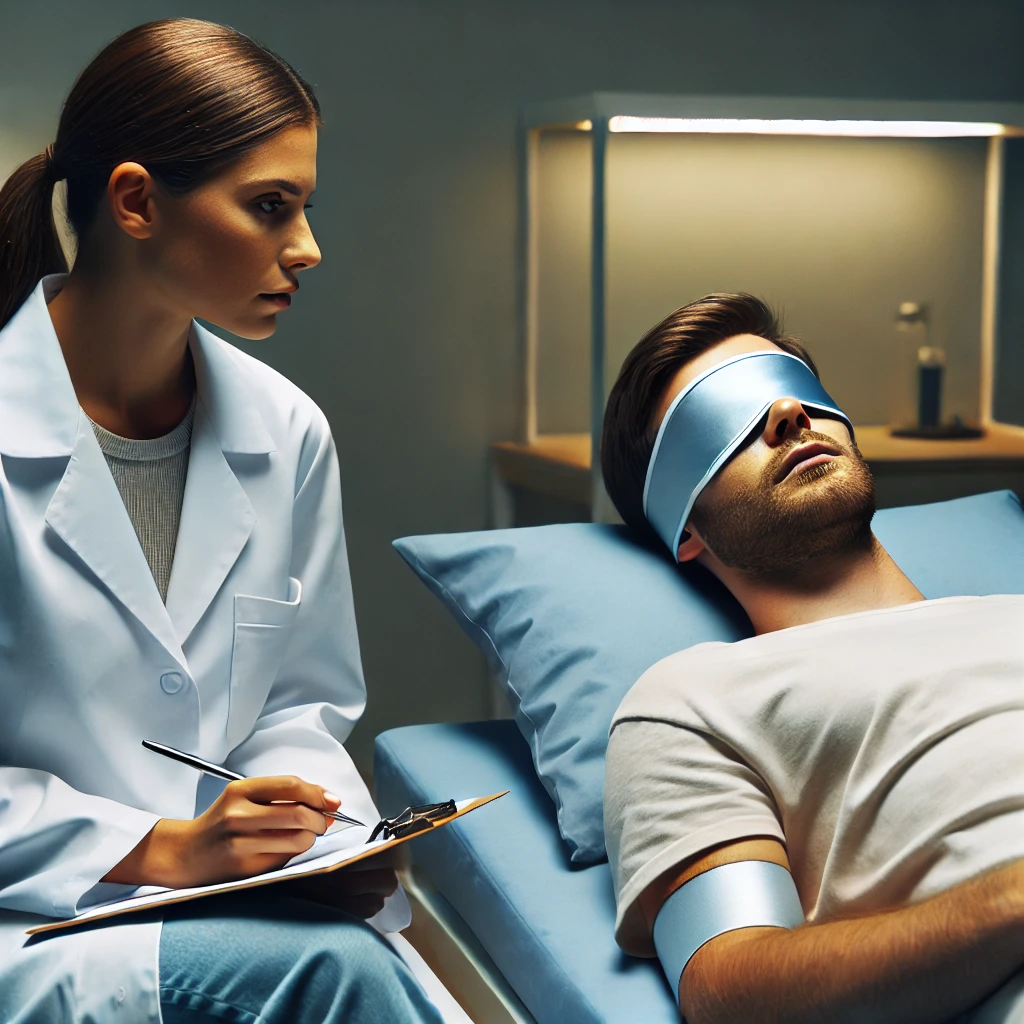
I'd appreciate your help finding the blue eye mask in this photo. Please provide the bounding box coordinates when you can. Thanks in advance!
[642,351,853,561]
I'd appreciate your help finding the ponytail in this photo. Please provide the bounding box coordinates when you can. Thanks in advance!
[0,148,69,330]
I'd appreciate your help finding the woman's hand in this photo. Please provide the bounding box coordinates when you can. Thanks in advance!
[103,775,341,888]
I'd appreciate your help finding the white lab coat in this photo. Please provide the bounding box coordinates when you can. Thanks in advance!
[0,275,410,1022]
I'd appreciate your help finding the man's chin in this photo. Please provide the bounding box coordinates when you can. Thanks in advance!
[777,459,869,511]
[778,469,875,536]
[695,460,877,580]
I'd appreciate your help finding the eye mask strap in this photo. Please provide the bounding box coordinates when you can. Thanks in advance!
[642,351,852,560]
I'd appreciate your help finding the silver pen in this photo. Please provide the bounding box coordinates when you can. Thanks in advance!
[141,739,365,826]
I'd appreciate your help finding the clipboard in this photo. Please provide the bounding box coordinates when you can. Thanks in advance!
[27,791,507,937]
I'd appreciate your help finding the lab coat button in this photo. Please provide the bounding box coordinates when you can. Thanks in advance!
[160,671,184,695]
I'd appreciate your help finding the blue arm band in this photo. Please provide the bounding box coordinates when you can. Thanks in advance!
[652,859,804,1001]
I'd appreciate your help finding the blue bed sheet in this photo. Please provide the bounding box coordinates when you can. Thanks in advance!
[374,720,677,1024]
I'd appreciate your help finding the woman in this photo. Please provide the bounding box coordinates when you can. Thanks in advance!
[0,18,448,1024]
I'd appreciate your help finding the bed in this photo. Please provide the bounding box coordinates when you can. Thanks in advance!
[378,490,1024,1023]
[375,719,677,1023]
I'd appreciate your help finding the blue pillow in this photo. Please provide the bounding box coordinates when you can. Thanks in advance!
[393,490,1024,865]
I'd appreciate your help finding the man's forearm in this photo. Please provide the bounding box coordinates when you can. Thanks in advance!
[681,859,1024,1024]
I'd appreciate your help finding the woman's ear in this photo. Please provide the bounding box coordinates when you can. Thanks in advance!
[106,162,158,240]
[677,527,706,564]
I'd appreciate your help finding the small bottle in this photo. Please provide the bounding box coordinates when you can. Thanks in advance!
[916,346,945,430]
[889,302,928,433]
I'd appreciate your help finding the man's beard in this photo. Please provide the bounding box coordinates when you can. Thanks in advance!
[688,430,877,582]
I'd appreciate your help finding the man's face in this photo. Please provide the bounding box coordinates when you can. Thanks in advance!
[653,334,876,579]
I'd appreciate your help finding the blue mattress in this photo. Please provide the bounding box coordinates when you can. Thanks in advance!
[374,720,677,1024]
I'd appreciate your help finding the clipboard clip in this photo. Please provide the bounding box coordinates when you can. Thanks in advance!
[369,799,457,842]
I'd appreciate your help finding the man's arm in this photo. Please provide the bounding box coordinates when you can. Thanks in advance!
[642,841,1024,1024]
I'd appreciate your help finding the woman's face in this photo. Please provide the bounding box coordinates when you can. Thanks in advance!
[145,124,321,340]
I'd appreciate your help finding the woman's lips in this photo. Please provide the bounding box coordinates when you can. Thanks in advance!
[259,293,292,309]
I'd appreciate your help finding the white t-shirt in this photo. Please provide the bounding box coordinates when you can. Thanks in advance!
[605,594,1024,958]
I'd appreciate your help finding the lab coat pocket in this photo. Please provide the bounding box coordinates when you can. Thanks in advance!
[228,577,302,740]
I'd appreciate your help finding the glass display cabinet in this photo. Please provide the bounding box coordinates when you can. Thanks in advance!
[491,93,1024,526]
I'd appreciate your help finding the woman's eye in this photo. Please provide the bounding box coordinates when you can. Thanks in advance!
[258,199,285,214]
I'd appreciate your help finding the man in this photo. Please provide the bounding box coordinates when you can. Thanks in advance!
[600,292,1024,1024]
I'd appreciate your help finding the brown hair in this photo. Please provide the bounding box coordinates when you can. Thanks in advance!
[600,293,818,547]
[0,18,322,330]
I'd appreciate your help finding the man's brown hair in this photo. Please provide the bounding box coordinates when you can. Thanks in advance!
[600,293,818,548]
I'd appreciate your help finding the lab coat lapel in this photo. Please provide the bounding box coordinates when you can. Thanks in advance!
[164,403,256,644]
[1,278,274,651]
[44,415,187,667]
[1,276,186,665]
[164,323,274,644]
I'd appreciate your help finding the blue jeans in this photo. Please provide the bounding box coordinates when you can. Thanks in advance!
[158,893,445,1024]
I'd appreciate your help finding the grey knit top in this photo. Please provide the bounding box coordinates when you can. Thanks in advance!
[89,400,195,603]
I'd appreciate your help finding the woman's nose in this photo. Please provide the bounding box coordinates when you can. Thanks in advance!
[762,396,812,446]
[288,219,322,273]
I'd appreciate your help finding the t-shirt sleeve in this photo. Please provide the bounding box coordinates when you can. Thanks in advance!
[604,716,786,957]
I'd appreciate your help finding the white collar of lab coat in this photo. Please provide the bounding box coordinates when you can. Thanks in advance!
[0,274,275,458]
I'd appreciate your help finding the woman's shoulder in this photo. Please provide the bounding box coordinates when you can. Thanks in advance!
[192,322,331,448]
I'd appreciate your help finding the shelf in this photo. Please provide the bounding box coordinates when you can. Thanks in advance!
[492,435,592,505]
[492,422,1024,508]
[853,423,1024,463]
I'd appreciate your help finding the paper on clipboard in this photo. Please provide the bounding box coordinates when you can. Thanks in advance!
[27,791,507,937]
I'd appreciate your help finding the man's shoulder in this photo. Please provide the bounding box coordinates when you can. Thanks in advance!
[611,595,1024,732]
[611,638,740,730]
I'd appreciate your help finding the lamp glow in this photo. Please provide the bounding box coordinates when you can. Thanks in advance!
[607,116,1008,138]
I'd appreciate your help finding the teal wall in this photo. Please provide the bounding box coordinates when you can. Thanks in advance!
[3,1,1023,769]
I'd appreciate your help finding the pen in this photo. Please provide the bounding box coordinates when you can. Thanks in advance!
[141,739,365,827]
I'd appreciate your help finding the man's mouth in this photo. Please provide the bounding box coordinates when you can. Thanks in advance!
[773,441,844,484]
[259,292,292,309]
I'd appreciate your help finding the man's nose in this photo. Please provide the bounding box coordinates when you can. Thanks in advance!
[762,397,812,446]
